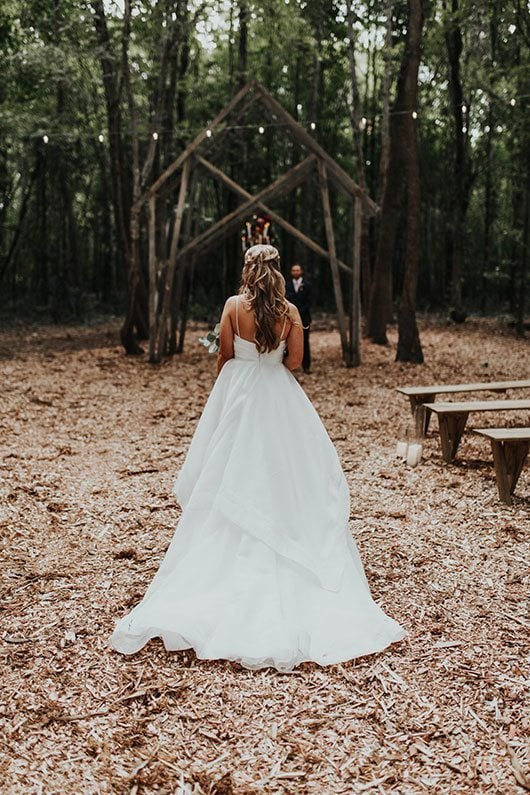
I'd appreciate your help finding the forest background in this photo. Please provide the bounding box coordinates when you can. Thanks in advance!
[1,0,529,358]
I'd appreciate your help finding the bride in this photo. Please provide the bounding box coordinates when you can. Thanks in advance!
[109,244,405,671]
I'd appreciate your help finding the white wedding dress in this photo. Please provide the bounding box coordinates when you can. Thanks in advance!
[109,308,405,671]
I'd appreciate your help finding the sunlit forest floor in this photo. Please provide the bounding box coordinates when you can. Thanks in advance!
[1,317,529,794]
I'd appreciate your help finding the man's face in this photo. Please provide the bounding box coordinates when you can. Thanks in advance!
[291,265,303,280]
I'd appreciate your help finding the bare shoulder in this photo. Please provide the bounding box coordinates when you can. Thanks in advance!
[287,302,302,323]
[223,295,238,311]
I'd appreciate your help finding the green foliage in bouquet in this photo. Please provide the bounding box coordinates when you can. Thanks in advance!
[198,323,220,353]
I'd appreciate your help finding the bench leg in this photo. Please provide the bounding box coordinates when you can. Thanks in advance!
[437,412,469,462]
[409,394,434,437]
[491,440,529,504]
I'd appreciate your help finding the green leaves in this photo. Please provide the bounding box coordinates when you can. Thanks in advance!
[198,323,220,354]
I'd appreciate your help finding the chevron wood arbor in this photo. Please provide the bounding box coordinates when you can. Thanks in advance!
[136,80,378,366]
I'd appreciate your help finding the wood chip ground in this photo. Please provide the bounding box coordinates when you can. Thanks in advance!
[0,316,528,794]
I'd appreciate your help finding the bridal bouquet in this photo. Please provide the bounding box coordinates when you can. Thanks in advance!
[198,323,220,353]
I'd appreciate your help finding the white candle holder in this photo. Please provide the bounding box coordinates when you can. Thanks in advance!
[396,441,408,460]
[406,441,423,467]
[396,422,423,466]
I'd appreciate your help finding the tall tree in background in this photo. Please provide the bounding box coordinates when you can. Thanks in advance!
[368,0,424,356]
[443,0,474,312]
[396,0,424,362]
[345,0,371,313]
[236,1,249,88]
[512,0,529,336]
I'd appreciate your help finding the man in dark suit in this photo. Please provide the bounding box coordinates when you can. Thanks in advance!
[285,262,312,373]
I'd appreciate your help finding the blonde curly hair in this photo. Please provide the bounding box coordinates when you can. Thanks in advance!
[239,245,291,353]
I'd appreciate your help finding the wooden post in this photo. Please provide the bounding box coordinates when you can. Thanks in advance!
[154,157,190,361]
[170,169,198,354]
[349,196,362,367]
[177,255,197,353]
[318,159,349,362]
[148,194,157,363]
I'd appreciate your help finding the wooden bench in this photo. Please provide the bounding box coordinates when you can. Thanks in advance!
[397,380,530,435]
[474,428,530,505]
[423,400,530,462]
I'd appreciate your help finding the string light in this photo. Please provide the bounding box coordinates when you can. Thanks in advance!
[296,103,303,112]
[14,93,526,150]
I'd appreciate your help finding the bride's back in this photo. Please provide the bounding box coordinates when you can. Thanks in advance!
[234,295,290,345]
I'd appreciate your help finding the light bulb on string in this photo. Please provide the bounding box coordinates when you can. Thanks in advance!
[152,131,159,140]
[205,129,212,138]
[510,97,516,106]
[310,121,316,130]
[359,117,367,130]
[412,111,418,119]
[98,133,104,143]
[462,104,467,114]
[296,103,303,112]
[43,135,49,144]
[258,126,265,134]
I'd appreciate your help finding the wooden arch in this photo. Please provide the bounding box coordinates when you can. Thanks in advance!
[137,80,378,366]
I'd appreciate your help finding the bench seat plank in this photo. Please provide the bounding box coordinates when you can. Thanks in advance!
[425,399,530,413]
[397,379,530,397]
[474,428,530,442]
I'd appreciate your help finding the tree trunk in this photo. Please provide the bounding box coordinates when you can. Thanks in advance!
[444,0,473,311]
[91,0,130,274]
[378,1,394,204]
[396,0,424,363]
[236,1,248,88]
[345,0,371,315]
[367,23,413,343]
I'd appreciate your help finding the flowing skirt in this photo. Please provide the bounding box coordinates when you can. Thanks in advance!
[109,353,406,671]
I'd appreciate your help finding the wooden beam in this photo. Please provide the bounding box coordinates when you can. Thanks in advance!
[318,159,349,361]
[255,83,379,217]
[152,94,261,204]
[133,79,259,210]
[173,175,202,353]
[154,157,190,362]
[147,195,157,363]
[194,156,352,274]
[349,195,362,367]
[175,156,317,262]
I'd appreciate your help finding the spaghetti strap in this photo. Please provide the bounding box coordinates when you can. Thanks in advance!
[235,295,240,337]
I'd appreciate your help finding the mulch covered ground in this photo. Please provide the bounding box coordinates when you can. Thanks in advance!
[0,316,528,795]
